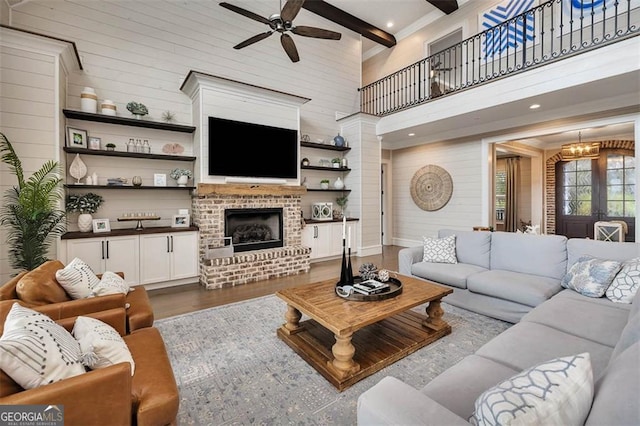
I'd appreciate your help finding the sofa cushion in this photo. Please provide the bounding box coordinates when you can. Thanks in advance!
[490,232,568,280]
[439,229,491,269]
[520,291,629,348]
[561,256,622,298]
[606,257,640,304]
[423,235,457,264]
[586,342,640,426]
[411,262,487,289]
[471,353,593,426]
[73,316,135,375]
[422,354,519,421]
[467,270,561,307]
[0,303,85,389]
[609,309,640,362]
[16,260,70,305]
[567,238,639,269]
[475,322,613,379]
[91,271,129,297]
[55,257,101,299]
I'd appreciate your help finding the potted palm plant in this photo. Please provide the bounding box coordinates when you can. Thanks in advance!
[0,132,67,273]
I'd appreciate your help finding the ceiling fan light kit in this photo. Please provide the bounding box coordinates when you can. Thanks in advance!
[220,0,341,63]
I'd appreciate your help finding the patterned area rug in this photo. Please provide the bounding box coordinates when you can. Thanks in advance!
[155,294,511,425]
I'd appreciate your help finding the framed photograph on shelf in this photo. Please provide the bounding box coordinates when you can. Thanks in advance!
[66,127,88,148]
[92,218,111,233]
[154,173,167,187]
[172,214,189,228]
[88,136,101,150]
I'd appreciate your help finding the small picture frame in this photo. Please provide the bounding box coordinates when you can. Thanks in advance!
[88,136,101,150]
[172,214,189,228]
[154,173,167,187]
[66,127,88,148]
[92,218,111,233]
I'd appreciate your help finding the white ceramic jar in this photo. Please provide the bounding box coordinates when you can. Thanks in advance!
[101,100,117,116]
[80,87,98,113]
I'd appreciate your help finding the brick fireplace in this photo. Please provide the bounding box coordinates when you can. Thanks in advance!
[192,183,310,289]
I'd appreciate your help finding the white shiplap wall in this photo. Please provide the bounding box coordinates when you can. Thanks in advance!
[392,139,483,248]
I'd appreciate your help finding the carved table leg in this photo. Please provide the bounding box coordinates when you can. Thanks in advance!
[424,298,446,331]
[327,333,360,379]
[281,304,303,335]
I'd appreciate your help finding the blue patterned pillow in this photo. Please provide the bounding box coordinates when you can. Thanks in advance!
[471,353,593,426]
[561,256,622,298]
[606,257,640,304]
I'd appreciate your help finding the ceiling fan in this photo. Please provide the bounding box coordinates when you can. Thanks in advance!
[219,0,342,63]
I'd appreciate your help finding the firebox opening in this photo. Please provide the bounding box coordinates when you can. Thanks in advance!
[224,208,284,252]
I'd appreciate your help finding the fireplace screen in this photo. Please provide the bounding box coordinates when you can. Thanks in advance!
[224,208,284,252]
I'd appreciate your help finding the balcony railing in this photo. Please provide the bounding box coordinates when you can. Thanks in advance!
[359,0,639,117]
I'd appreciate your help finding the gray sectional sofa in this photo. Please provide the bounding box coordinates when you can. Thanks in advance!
[358,231,639,425]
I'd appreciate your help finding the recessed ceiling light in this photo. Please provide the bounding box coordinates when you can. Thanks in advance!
[408,132,415,136]
[529,104,541,109]
[386,22,394,28]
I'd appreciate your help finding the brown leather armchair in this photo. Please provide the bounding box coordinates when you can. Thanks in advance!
[0,305,179,426]
[0,260,154,333]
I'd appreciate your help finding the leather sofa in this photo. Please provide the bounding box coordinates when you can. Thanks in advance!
[0,260,154,332]
[0,305,179,426]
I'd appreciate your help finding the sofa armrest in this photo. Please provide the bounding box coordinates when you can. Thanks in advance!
[357,376,470,425]
[0,363,132,426]
[398,246,424,276]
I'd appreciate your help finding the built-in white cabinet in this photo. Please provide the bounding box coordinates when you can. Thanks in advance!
[302,221,357,261]
[65,235,139,285]
[139,231,198,284]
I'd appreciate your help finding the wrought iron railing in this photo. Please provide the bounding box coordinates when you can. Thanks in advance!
[359,0,639,116]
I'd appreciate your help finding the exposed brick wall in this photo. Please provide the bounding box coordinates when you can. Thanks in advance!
[545,140,635,235]
[192,193,310,289]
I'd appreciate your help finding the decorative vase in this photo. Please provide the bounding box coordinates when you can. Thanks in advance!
[132,176,142,186]
[333,177,344,189]
[78,213,93,232]
[333,134,345,147]
[80,87,98,113]
[320,181,329,190]
[69,154,87,184]
[176,175,188,187]
[101,100,117,116]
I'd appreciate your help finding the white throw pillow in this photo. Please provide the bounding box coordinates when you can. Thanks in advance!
[606,257,640,304]
[0,303,85,389]
[561,256,622,298]
[471,353,593,426]
[423,235,457,264]
[55,257,100,299]
[73,316,135,375]
[90,271,129,297]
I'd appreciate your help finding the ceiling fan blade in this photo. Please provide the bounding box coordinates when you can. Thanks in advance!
[280,33,299,62]
[219,2,271,25]
[281,0,305,22]
[291,26,341,40]
[234,31,273,49]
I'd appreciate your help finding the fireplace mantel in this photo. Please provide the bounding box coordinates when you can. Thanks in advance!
[196,183,307,196]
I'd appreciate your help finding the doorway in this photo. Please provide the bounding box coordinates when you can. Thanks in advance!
[555,148,635,241]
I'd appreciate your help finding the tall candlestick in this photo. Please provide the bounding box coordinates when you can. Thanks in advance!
[348,227,351,249]
[342,216,346,239]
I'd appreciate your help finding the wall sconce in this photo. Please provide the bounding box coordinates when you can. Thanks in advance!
[561,133,601,160]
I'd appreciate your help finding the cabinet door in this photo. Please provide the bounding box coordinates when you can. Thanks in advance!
[104,235,140,285]
[170,232,198,280]
[66,239,105,275]
[139,234,172,284]
[313,223,333,258]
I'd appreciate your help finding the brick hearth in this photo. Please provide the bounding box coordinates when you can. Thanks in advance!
[192,184,311,289]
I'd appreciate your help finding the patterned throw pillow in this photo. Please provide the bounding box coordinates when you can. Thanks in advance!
[0,303,85,389]
[471,353,593,426]
[423,235,457,264]
[55,257,100,299]
[89,271,129,297]
[561,256,622,298]
[606,257,640,304]
[73,316,135,375]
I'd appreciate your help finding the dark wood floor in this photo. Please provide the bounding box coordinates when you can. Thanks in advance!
[148,245,402,319]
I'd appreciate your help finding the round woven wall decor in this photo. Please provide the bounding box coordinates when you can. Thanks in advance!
[410,164,453,211]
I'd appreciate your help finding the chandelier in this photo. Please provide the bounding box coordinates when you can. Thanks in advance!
[560,132,601,160]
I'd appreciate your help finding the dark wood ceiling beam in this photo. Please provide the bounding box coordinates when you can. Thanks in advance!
[302,0,396,48]
[426,0,458,15]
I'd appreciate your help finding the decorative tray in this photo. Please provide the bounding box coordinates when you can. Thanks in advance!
[335,276,402,302]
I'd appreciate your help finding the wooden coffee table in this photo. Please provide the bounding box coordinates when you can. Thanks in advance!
[275,274,453,391]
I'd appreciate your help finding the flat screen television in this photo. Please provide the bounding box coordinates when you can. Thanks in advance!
[208,116,298,179]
